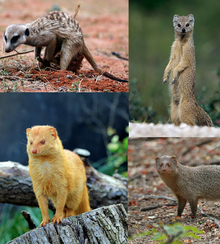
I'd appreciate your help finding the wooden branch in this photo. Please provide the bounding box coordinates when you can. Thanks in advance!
[7,204,127,244]
[0,160,127,209]
[0,49,34,60]
[197,206,220,228]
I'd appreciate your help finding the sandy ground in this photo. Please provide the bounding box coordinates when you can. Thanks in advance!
[0,0,128,92]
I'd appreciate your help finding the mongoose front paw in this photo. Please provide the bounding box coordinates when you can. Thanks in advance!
[52,215,63,225]
[162,78,168,84]
[40,218,50,227]
[172,77,177,84]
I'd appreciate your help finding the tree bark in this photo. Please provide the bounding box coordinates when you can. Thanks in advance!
[7,204,127,244]
[0,161,127,209]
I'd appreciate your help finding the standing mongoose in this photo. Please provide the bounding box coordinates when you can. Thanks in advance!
[156,155,220,217]
[162,14,213,126]
[26,125,91,227]
[4,11,128,83]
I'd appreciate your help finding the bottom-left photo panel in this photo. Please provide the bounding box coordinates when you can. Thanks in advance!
[0,93,128,244]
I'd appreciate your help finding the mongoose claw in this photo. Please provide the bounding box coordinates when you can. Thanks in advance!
[40,218,50,227]
[52,215,63,225]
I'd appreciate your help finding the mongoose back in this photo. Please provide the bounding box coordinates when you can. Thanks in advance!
[26,125,90,226]
[156,155,220,217]
[4,11,128,82]
[162,14,213,126]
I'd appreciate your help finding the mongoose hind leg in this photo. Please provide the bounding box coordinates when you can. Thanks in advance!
[60,41,82,70]
[178,100,197,126]
[171,101,181,125]
[188,198,198,217]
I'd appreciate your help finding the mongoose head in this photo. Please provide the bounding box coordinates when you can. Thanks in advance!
[173,14,194,36]
[26,125,60,157]
[4,24,30,53]
[156,155,178,175]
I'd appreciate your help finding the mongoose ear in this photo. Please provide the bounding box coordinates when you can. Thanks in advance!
[49,127,57,139]
[188,14,194,22]
[173,15,179,24]
[25,28,30,37]
[26,128,31,138]
[171,156,177,164]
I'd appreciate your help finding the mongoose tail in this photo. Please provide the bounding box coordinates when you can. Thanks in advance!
[82,45,128,82]
[196,106,213,126]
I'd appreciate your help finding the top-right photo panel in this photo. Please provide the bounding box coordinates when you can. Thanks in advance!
[129,0,220,137]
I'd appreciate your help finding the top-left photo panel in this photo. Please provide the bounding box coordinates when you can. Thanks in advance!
[0,0,128,92]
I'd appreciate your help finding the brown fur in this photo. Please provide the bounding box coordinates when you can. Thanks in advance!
[26,125,90,227]
[163,14,213,126]
[156,155,220,217]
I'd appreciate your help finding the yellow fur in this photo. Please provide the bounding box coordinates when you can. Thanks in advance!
[26,125,90,227]
[163,14,213,127]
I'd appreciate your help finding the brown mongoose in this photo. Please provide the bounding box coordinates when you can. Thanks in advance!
[162,14,213,126]
[4,11,128,83]
[26,125,91,227]
[156,155,220,217]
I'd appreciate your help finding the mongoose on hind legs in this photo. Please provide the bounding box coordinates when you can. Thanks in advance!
[162,14,213,126]
[4,11,128,83]
[156,155,220,217]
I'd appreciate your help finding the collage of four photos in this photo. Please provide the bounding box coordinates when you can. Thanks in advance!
[1,0,220,243]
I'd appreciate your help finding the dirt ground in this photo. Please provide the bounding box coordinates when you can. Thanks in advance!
[128,138,220,243]
[0,0,128,92]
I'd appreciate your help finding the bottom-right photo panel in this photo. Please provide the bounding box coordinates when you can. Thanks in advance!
[128,137,220,243]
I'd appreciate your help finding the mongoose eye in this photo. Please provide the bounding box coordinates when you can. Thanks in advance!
[25,28,30,37]
[4,36,7,42]
[41,140,45,145]
[167,163,171,167]
[178,24,181,27]
[11,35,20,44]
[186,23,189,27]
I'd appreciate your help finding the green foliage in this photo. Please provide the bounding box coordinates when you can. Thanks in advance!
[129,78,158,122]
[128,222,203,243]
[0,204,53,243]
[93,127,128,176]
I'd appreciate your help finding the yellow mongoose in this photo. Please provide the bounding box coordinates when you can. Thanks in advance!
[162,14,213,126]
[26,125,90,227]
[4,11,128,82]
[156,155,220,217]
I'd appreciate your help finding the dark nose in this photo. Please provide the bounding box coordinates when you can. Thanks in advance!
[182,28,186,33]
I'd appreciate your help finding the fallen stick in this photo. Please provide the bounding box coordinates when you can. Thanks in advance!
[0,49,34,60]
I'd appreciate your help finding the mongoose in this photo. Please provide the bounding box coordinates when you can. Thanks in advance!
[4,11,128,83]
[156,155,220,217]
[26,125,90,227]
[162,14,213,126]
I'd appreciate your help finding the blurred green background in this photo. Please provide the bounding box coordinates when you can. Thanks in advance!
[130,0,220,125]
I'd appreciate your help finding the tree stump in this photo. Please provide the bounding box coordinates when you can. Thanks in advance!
[7,204,127,244]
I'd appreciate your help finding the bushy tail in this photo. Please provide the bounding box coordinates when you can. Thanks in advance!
[196,106,213,127]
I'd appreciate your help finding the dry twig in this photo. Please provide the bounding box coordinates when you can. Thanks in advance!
[0,49,34,60]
